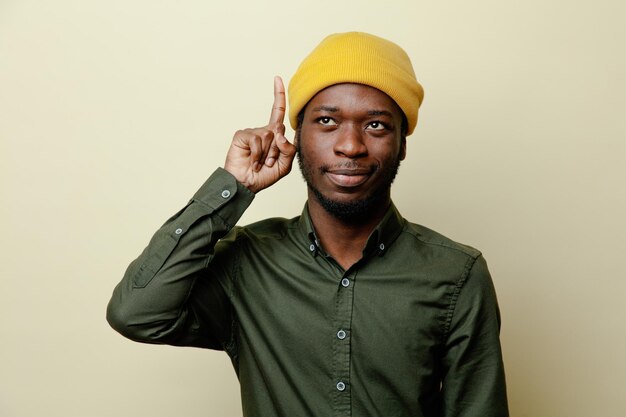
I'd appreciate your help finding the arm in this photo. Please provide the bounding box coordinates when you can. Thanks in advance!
[106,168,254,348]
[441,255,509,417]
[106,77,296,349]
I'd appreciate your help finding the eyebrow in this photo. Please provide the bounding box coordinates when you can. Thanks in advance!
[311,107,394,117]
[367,110,394,117]
[311,106,339,113]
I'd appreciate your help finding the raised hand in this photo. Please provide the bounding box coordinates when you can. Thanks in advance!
[224,76,296,193]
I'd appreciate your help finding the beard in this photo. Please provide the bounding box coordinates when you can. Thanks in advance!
[296,137,402,222]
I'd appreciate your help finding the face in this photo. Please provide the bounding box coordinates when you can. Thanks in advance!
[296,83,406,221]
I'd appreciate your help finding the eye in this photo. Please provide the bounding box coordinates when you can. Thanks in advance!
[367,121,387,131]
[317,117,337,126]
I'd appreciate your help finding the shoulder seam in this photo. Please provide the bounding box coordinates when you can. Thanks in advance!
[400,227,482,258]
[442,255,481,338]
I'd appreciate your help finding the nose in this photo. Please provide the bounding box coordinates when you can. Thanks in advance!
[334,125,367,158]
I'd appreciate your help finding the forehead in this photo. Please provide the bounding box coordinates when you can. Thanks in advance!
[305,83,403,117]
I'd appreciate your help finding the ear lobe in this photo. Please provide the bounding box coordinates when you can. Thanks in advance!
[294,128,301,148]
[399,137,407,161]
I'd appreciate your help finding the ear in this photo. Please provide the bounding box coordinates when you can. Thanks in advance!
[399,136,407,161]
[294,108,305,149]
[294,126,301,149]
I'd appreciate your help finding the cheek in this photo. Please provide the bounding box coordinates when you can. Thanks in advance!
[299,131,331,157]
[368,140,403,161]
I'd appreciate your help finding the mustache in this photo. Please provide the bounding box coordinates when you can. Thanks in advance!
[319,161,379,174]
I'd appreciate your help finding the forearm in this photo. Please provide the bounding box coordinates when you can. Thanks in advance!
[106,168,254,346]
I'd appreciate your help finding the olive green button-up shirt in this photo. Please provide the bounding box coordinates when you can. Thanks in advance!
[107,168,508,417]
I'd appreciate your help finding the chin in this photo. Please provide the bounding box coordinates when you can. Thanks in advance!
[311,186,388,221]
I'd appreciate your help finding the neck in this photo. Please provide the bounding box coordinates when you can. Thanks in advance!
[307,191,390,270]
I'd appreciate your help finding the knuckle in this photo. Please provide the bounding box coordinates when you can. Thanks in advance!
[260,130,273,141]
[269,122,281,130]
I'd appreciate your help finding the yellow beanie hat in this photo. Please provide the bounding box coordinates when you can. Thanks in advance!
[288,32,424,136]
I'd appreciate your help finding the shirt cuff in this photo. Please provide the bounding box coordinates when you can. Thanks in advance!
[191,168,255,227]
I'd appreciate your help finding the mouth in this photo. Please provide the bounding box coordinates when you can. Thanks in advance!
[325,168,373,188]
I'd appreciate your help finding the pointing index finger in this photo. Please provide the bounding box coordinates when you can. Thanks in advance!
[269,76,286,125]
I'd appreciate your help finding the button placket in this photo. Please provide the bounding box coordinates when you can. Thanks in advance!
[332,270,356,411]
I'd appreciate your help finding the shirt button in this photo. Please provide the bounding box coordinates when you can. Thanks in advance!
[221,190,231,199]
[309,244,315,252]
[175,228,183,235]
[336,381,346,391]
[379,243,385,250]
[337,330,347,340]
[341,278,350,287]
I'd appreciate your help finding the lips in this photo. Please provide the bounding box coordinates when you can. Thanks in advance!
[325,168,373,188]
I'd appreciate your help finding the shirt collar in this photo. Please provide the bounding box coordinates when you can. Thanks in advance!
[297,202,406,258]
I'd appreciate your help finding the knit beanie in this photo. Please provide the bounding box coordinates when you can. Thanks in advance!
[288,32,424,136]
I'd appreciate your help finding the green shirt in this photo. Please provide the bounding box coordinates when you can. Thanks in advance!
[107,168,509,417]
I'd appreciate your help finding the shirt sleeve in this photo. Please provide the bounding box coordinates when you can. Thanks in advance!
[440,255,509,417]
[106,168,254,350]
